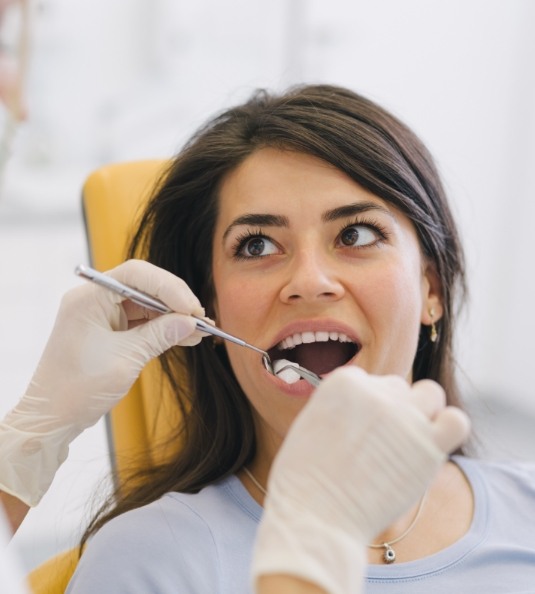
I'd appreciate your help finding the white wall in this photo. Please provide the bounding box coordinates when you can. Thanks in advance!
[1,0,534,571]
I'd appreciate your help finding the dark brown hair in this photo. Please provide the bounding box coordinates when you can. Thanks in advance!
[81,84,466,547]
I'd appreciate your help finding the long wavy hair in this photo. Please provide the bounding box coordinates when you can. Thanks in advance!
[81,84,466,548]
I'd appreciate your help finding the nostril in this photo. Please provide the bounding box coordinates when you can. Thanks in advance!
[282,289,343,303]
[278,258,345,303]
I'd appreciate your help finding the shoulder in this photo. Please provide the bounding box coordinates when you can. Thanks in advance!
[66,496,219,593]
[455,455,535,510]
[87,473,260,547]
[456,455,535,487]
[66,475,261,594]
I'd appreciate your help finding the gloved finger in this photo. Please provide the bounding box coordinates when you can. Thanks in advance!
[431,406,471,454]
[407,379,446,421]
[107,260,205,317]
[127,313,201,358]
[122,300,216,338]
[122,300,161,327]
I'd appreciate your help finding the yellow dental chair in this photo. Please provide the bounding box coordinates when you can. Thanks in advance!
[27,159,182,593]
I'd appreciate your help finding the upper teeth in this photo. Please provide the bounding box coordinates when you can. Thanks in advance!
[278,331,353,350]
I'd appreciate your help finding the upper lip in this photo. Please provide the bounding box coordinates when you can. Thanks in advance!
[266,319,361,351]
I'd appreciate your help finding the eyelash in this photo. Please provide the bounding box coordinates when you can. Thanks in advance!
[336,216,390,246]
[231,218,390,260]
[232,228,271,260]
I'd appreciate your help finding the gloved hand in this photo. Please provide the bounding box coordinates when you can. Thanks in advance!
[0,260,207,506]
[252,367,470,594]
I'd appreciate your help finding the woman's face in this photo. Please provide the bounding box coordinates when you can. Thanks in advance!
[212,148,442,463]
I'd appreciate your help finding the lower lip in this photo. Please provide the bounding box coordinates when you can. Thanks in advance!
[264,368,317,398]
[264,351,361,397]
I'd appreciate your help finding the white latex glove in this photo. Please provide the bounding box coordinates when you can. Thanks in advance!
[0,259,207,506]
[252,367,470,594]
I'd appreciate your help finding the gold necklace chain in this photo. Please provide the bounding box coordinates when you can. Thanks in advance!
[368,489,428,563]
[243,467,268,497]
[243,466,428,564]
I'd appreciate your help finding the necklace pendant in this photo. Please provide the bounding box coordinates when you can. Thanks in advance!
[383,544,396,564]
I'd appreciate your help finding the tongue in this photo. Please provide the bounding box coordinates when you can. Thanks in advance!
[290,342,353,375]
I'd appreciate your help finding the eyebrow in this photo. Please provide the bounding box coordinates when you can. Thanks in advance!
[222,213,289,241]
[222,201,396,240]
[321,202,397,223]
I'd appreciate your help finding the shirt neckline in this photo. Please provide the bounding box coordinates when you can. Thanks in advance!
[365,456,489,581]
[221,473,264,522]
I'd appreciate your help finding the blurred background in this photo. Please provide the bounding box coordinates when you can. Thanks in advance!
[0,0,534,573]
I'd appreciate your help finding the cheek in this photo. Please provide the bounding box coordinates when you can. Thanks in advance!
[358,262,423,317]
[356,261,425,370]
[212,272,273,339]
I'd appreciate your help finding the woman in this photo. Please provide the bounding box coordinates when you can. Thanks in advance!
[60,85,534,592]
[70,84,535,592]
[7,84,532,592]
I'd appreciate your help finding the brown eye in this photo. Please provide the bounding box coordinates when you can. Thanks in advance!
[245,237,266,256]
[235,234,280,259]
[337,224,378,248]
[341,227,360,246]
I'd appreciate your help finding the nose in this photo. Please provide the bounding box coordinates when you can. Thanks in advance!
[279,250,345,304]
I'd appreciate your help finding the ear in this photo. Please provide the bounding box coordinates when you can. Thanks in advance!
[420,262,443,325]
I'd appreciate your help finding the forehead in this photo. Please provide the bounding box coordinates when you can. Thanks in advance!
[216,148,396,221]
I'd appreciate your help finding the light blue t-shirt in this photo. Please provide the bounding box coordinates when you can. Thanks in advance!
[66,457,535,593]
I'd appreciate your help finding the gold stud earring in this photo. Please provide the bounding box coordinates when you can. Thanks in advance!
[429,308,438,343]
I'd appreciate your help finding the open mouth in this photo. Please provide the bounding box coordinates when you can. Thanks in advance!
[267,331,360,377]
